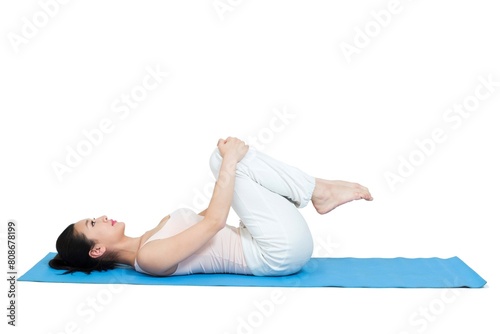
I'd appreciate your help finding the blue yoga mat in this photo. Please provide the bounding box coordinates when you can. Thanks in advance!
[18,253,486,288]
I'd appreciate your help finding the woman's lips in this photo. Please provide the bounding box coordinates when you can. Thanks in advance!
[111,219,117,226]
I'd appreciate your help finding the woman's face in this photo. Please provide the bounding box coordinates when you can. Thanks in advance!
[74,215,125,246]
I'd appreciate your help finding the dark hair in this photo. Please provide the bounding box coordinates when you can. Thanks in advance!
[49,224,118,274]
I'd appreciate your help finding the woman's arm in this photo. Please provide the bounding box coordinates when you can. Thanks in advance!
[202,156,238,227]
[136,137,248,276]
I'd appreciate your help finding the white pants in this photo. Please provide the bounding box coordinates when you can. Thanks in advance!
[209,147,315,276]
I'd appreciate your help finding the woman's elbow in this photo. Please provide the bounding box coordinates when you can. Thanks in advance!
[203,215,226,231]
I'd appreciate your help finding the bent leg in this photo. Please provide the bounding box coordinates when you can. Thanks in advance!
[209,147,315,276]
[210,147,316,208]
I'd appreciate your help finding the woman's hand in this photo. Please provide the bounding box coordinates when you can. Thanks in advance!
[217,137,249,163]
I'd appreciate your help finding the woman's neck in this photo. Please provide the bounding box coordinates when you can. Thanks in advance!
[112,235,144,267]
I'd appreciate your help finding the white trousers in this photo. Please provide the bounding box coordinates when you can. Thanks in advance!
[209,147,315,276]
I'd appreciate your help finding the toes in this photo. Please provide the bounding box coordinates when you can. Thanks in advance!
[357,190,372,201]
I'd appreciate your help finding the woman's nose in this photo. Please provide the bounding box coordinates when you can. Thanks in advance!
[97,215,108,223]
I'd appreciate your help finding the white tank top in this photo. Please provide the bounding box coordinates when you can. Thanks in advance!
[134,208,252,276]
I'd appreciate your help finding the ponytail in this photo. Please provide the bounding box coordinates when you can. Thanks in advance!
[48,253,77,272]
[49,223,118,275]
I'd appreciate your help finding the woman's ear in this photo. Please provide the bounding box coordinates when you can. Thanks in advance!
[89,244,106,259]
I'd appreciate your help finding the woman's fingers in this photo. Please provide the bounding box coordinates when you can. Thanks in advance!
[218,136,243,147]
[217,136,248,162]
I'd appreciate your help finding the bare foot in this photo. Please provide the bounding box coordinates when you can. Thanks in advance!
[311,178,373,215]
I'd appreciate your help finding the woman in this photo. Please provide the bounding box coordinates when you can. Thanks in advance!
[49,137,373,276]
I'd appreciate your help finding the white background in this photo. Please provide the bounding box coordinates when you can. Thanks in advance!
[1,0,499,333]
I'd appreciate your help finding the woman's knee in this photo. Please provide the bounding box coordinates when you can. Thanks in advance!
[263,239,313,276]
[286,232,314,272]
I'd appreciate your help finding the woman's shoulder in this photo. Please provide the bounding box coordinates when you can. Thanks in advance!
[138,208,201,249]
[135,212,180,276]
[137,208,195,246]
[137,213,171,249]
